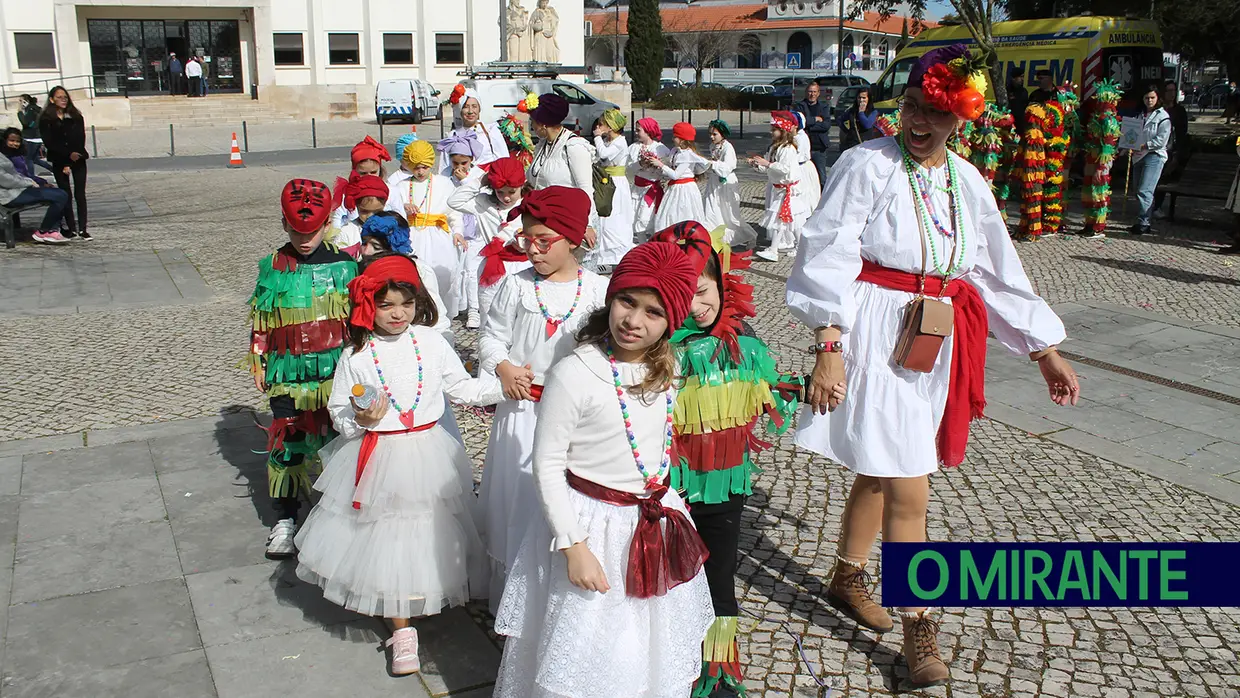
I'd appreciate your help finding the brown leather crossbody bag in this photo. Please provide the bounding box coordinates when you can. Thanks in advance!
[892,207,956,373]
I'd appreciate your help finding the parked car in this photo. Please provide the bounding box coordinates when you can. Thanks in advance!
[375,78,442,124]
[457,78,620,130]
[833,85,868,114]
[738,84,776,95]
[771,76,820,99]
[811,74,871,110]
[660,78,686,91]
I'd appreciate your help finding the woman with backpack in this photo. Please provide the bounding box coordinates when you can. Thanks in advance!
[526,93,597,251]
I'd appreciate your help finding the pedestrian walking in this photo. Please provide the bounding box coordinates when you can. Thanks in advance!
[38,86,91,240]
[751,111,808,262]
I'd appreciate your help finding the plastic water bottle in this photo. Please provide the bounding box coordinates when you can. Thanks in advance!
[351,383,379,409]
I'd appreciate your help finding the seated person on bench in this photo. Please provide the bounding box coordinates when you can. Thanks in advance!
[2,127,70,244]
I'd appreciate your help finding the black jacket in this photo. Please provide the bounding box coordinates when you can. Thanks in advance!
[39,111,89,168]
[794,98,831,152]
[1008,86,1030,133]
[17,104,41,140]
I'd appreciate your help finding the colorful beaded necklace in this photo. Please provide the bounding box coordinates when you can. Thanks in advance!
[606,342,675,490]
[900,142,965,277]
[533,267,584,339]
[407,175,433,215]
[368,330,423,429]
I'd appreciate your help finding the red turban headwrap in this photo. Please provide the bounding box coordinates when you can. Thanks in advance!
[636,117,662,140]
[608,241,698,335]
[671,122,696,142]
[347,255,423,330]
[506,185,590,245]
[485,157,527,191]
[351,135,391,167]
[333,172,389,212]
[281,178,334,234]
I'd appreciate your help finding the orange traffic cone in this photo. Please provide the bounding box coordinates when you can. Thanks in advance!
[227,132,244,168]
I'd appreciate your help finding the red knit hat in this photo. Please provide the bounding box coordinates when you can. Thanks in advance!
[507,185,590,245]
[351,135,391,167]
[608,241,698,335]
[671,122,696,142]
[281,178,334,234]
[485,157,527,190]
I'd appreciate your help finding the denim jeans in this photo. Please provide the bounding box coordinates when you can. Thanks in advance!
[4,186,69,231]
[1133,152,1166,227]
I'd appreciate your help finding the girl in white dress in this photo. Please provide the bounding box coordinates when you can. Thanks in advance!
[751,112,809,262]
[628,117,673,241]
[438,131,488,328]
[478,187,608,610]
[385,140,467,318]
[702,119,758,248]
[332,136,392,236]
[651,122,709,232]
[386,133,420,191]
[785,45,1080,689]
[493,241,714,698]
[294,253,500,677]
[592,109,637,269]
[792,111,823,214]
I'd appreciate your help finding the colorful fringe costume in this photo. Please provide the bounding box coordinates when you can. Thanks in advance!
[1041,99,1068,235]
[245,242,357,516]
[1015,103,1048,239]
[874,111,902,137]
[993,108,1021,217]
[1081,80,1122,235]
[966,103,1005,199]
[654,222,801,697]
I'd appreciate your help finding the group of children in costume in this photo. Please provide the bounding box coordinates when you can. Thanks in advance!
[243,89,812,695]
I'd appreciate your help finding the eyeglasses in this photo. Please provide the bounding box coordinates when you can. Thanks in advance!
[898,97,953,122]
[513,232,566,253]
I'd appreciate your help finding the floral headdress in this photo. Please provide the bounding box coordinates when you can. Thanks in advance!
[515,90,539,114]
[908,44,989,121]
[497,114,535,167]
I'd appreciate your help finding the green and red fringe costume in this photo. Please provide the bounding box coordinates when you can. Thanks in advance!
[1081,80,1122,235]
[1016,103,1048,239]
[659,228,800,697]
[244,243,357,517]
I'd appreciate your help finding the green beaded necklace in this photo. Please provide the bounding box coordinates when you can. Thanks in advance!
[900,141,966,278]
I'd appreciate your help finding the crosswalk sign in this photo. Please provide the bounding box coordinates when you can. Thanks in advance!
[786,53,801,69]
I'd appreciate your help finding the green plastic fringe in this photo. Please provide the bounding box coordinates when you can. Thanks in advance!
[267,434,328,498]
[250,292,351,331]
[263,346,345,384]
[249,256,356,311]
[671,457,758,505]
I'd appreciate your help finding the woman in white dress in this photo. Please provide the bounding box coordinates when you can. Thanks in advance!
[441,85,510,172]
[750,112,809,262]
[785,45,1080,689]
[591,109,636,270]
[628,117,673,241]
[792,111,822,214]
[651,122,709,231]
[702,119,758,248]
[527,93,599,247]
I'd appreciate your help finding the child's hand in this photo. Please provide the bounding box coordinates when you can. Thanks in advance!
[583,227,597,248]
[453,233,467,250]
[496,360,534,401]
[352,391,390,427]
[253,372,267,394]
[750,156,770,168]
[404,203,418,217]
[564,541,610,593]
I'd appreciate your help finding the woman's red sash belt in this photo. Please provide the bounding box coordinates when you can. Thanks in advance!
[634,177,665,212]
[353,421,438,509]
[855,259,987,468]
[566,471,709,598]
[479,238,527,287]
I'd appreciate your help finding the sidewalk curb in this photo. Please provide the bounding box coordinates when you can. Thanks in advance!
[0,411,258,459]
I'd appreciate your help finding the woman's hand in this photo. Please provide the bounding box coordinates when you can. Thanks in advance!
[749,156,770,168]
[62,166,70,176]
[69,152,81,162]
[808,351,847,415]
[352,391,390,427]
[564,541,610,593]
[583,226,597,248]
[1037,351,1080,406]
[496,360,535,401]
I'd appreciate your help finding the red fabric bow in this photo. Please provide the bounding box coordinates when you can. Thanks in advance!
[506,185,589,245]
[634,176,666,211]
[351,135,391,167]
[333,172,389,212]
[479,238,528,287]
[347,256,423,329]
[567,471,709,598]
[608,241,698,334]
[353,422,437,509]
[485,156,527,191]
[856,260,987,467]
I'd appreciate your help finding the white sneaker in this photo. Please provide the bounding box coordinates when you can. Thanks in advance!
[265,518,298,559]
[465,309,481,329]
[755,247,779,262]
[387,627,421,675]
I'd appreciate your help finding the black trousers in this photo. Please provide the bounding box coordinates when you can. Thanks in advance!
[269,395,306,521]
[53,160,87,233]
[689,495,745,617]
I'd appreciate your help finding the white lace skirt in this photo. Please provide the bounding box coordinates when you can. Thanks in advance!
[294,426,487,618]
[478,400,540,608]
[492,486,714,698]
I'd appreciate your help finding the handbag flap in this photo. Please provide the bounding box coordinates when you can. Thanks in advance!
[918,297,953,337]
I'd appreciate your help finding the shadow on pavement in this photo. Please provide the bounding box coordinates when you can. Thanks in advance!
[1071,255,1240,287]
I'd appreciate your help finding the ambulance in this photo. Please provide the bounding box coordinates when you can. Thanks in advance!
[869,16,1163,110]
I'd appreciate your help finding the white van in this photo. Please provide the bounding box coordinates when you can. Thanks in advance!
[375,78,442,124]
[457,78,619,131]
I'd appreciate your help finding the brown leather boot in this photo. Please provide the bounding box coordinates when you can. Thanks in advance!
[901,611,949,688]
[825,559,893,632]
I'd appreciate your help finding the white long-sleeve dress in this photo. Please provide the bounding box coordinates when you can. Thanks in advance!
[755,144,809,251]
[529,128,598,230]
[386,172,466,318]
[477,267,608,609]
[651,148,709,232]
[493,342,714,698]
[703,139,758,248]
[627,141,673,241]
[795,129,822,214]
[446,168,532,325]
[294,325,502,618]
[785,138,1067,478]
[592,134,637,266]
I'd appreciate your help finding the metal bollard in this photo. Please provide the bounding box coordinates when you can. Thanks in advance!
[739,109,744,139]
[439,108,445,138]
[242,121,249,152]
[91,125,98,158]
[378,121,384,149]
[630,110,635,139]
[716,106,721,120]
[688,108,693,124]
[642,105,646,118]
[169,124,175,157]
[312,118,317,148]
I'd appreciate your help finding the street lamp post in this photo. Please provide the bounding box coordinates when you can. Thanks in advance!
[837,0,845,73]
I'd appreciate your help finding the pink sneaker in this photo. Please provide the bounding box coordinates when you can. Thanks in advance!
[32,230,69,245]
[386,627,420,675]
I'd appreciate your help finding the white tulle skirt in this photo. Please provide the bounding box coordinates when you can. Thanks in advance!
[478,399,540,611]
[294,426,487,619]
[492,486,714,698]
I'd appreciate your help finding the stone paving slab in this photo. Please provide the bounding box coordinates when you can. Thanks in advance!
[2,249,212,315]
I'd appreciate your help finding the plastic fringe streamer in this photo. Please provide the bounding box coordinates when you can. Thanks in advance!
[267,433,328,499]
[1081,79,1122,234]
[266,380,334,412]
[1016,103,1047,238]
[691,617,746,697]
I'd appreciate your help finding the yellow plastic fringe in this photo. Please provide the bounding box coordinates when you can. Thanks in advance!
[675,376,776,435]
[249,292,351,331]
[266,380,334,412]
[268,459,318,499]
[702,617,739,663]
[239,353,264,377]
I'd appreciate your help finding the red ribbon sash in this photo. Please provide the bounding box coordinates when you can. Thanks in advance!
[528,383,544,402]
[668,176,696,185]
[353,420,438,509]
[635,176,666,212]
[566,471,709,598]
[479,238,528,287]
[855,260,987,467]
[773,181,799,224]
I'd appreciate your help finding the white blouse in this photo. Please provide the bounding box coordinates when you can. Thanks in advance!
[795,130,813,164]
[478,267,609,381]
[659,148,709,180]
[533,343,677,549]
[626,142,672,182]
[755,143,801,185]
[707,141,739,183]
[385,172,464,234]
[594,134,630,167]
[529,128,598,225]
[437,122,510,174]
[446,168,523,245]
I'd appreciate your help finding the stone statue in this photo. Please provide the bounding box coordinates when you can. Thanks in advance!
[505,0,531,62]
[529,0,560,64]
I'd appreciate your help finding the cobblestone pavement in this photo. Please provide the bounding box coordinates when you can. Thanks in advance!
[1,157,1239,697]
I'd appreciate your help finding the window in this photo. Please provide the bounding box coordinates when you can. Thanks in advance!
[14,33,57,70]
[435,33,464,64]
[553,83,595,105]
[328,33,360,65]
[273,33,304,65]
[383,33,413,64]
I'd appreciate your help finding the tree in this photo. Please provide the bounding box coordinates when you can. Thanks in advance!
[1155,0,1240,84]
[626,0,665,101]
[667,18,736,87]
[938,12,964,25]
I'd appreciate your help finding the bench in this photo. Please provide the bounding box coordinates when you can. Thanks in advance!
[1,200,54,249]
[1154,152,1235,221]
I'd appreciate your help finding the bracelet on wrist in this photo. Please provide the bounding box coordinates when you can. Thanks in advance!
[809,341,843,355]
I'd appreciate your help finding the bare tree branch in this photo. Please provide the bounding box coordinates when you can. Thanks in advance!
[666,17,738,86]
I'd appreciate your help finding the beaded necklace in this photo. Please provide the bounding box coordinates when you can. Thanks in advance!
[533,267,584,339]
[368,330,423,429]
[407,175,433,215]
[605,342,675,490]
[900,143,965,277]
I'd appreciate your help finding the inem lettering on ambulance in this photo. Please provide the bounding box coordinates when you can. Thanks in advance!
[881,543,1240,607]
[1004,59,1075,86]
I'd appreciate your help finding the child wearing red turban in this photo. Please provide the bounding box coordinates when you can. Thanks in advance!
[750,112,809,262]
[651,122,710,232]
[332,172,390,258]
[629,117,673,240]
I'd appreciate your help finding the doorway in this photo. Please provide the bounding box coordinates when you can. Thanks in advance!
[165,32,188,94]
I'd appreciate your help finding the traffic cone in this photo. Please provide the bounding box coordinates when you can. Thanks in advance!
[227,132,244,168]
